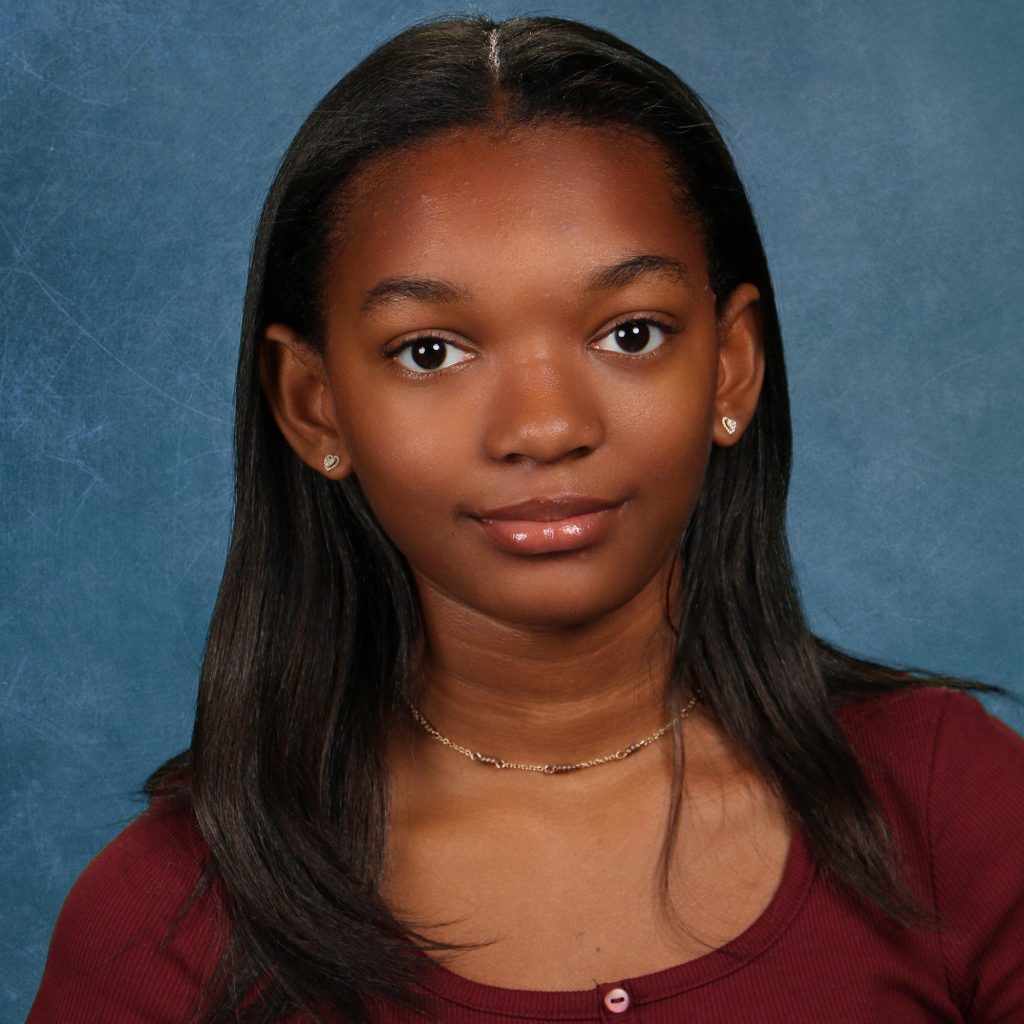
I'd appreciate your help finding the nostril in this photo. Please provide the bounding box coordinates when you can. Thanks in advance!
[501,443,593,466]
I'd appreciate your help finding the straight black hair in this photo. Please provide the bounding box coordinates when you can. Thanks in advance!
[147,12,1005,1023]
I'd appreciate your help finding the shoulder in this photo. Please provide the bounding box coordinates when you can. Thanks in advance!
[835,684,1023,787]
[28,794,226,1023]
[48,792,219,955]
[834,686,1024,844]
[839,686,1024,1017]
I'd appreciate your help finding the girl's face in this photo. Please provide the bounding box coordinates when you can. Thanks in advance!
[263,123,763,631]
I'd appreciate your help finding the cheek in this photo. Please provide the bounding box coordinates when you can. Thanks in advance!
[613,371,715,510]
[645,437,712,551]
[337,395,470,556]
[636,422,714,577]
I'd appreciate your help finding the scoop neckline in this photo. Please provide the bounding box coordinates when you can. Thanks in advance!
[411,819,816,1018]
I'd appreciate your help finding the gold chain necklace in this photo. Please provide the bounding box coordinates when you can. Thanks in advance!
[407,689,701,775]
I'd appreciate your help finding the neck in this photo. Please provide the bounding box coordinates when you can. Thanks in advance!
[403,566,687,773]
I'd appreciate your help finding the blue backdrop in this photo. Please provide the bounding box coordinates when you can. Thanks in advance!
[3,1,1022,1016]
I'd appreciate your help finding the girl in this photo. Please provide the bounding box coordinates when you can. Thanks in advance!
[28,13,1024,1024]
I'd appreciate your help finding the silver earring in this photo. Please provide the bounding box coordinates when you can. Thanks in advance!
[722,416,738,435]
[323,453,341,472]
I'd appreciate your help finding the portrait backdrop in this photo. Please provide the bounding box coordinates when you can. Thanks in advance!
[3,1,1022,1016]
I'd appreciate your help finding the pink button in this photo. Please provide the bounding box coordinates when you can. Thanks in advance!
[603,986,631,1014]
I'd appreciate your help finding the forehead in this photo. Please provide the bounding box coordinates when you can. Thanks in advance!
[324,123,706,314]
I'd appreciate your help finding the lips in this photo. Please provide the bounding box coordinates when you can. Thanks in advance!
[470,495,625,555]
[474,495,621,522]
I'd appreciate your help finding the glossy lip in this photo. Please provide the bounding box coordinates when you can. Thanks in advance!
[469,495,626,555]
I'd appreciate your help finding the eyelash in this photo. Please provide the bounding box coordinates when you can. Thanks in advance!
[598,315,680,358]
[383,315,680,376]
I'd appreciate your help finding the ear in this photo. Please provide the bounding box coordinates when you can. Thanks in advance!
[712,282,765,447]
[259,322,353,477]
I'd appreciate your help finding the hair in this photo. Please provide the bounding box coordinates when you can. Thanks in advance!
[146,12,1006,1024]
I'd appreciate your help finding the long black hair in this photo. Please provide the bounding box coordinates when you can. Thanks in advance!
[147,12,1004,1023]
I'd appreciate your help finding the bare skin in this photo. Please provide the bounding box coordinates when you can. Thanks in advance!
[385,708,792,989]
[260,122,790,989]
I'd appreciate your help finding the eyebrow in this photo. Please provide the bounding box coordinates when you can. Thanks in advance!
[357,252,688,316]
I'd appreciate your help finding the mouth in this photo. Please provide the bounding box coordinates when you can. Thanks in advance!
[470,495,626,555]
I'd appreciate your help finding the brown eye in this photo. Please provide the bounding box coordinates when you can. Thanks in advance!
[594,318,672,355]
[392,337,473,374]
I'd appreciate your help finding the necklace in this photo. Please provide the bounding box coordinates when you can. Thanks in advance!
[407,689,701,775]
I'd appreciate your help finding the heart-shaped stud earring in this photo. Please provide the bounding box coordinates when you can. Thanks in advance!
[322,453,341,472]
[722,416,738,435]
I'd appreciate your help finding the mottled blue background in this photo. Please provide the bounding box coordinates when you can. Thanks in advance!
[3,0,1022,1016]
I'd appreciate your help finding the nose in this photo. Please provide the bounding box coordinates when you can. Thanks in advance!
[481,354,605,464]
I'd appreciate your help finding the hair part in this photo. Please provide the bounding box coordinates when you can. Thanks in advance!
[147,12,1007,1022]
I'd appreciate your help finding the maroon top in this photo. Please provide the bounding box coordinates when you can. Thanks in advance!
[27,688,1024,1022]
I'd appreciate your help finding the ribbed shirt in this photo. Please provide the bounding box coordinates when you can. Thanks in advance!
[27,687,1024,1022]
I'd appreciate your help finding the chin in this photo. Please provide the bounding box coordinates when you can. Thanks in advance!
[472,578,652,632]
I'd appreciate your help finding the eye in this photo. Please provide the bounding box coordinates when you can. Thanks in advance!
[389,336,474,374]
[593,317,675,356]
